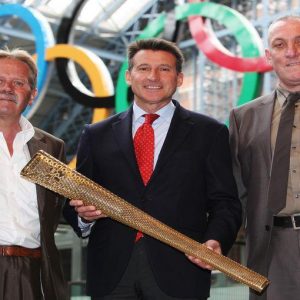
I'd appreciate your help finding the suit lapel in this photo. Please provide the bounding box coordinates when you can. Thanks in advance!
[28,130,49,217]
[112,107,142,183]
[152,101,193,179]
[112,102,193,187]
[254,93,275,174]
[112,102,194,188]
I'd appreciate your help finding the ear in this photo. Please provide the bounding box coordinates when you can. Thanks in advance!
[176,72,184,87]
[265,48,273,66]
[125,70,132,86]
[28,88,37,106]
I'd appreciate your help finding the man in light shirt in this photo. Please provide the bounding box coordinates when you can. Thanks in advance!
[0,48,67,299]
[64,38,241,300]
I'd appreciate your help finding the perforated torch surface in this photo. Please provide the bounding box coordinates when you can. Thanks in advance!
[20,150,270,293]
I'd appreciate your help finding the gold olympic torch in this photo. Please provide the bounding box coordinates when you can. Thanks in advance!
[21,150,269,293]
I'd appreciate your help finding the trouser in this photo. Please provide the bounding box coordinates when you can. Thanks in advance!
[0,255,42,300]
[92,240,206,300]
[250,227,300,300]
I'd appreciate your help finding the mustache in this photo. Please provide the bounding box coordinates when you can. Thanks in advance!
[0,91,17,103]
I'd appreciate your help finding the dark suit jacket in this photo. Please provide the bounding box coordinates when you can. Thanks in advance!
[64,100,241,299]
[229,92,276,300]
[28,128,67,300]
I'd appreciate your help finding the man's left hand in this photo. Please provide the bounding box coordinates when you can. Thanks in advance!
[186,239,221,270]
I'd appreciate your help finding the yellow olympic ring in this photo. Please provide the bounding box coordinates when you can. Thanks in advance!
[34,44,114,167]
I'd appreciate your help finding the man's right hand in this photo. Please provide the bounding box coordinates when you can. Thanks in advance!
[69,199,107,222]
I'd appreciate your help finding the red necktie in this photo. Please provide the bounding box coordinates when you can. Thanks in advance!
[133,113,159,242]
[134,113,159,185]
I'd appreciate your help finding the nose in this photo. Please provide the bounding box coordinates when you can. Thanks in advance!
[285,43,299,58]
[147,69,159,80]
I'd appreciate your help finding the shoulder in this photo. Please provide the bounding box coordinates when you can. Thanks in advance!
[175,101,225,130]
[32,128,65,161]
[231,92,275,116]
[34,127,64,146]
[84,110,129,133]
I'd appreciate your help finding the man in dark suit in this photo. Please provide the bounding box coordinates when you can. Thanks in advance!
[64,38,241,300]
[0,48,67,299]
[229,16,300,300]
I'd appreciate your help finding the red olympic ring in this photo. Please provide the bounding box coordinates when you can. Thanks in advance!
[187,0,273,73]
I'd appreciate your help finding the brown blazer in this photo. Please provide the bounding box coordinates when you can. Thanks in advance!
[28,128,67,300]
[229,92,277,299]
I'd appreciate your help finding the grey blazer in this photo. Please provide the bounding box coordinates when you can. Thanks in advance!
[229,92,277,290]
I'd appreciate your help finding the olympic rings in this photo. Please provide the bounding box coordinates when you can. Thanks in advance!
[0,2,273,115]
[43,44,113,123]
[35,44,113,168]
[55,0,115,110]
[187,0,272,73]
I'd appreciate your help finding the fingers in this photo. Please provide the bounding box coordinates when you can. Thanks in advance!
[69,199,84,207]
[205,240,222,255]
[186,239,222,270]
[69,199,107,221]
[186,255,214,270]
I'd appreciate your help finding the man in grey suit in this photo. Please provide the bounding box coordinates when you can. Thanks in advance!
[0,48,67,299]
[229,16,300,300]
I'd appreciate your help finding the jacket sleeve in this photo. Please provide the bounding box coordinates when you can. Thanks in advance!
[203,124,242,255]
[63,125,93,238]
[229,109,247,225]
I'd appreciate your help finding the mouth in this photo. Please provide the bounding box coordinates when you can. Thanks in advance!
[286,62,300,67]
[0,93,17,104]
[144,85,162,90]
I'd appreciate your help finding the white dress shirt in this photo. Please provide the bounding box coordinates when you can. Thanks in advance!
[0,116,40,248]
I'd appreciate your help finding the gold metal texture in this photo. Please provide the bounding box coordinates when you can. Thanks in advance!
[20,150,270,293]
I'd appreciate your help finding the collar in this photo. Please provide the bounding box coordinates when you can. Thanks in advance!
[133,101,175,124]
[276,86,300,107]
[19,115,35,144]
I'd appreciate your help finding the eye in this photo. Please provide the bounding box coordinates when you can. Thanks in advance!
[137,66,149,71]
[273,42,284,49]
[12,79,26,88]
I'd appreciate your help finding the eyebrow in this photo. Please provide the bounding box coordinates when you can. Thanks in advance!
[136,63,173,68]
[159,64,173,68]
[272,35,300,42]
[136,63,149,67]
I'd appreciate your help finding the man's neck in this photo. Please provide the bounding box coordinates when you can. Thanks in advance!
[0,116,21,155]
[278,83,300,94]
[134,100,172,114]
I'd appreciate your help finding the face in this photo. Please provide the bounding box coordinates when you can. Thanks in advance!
[265,18,300,91]
[0,58,37,120]
[125,50,183,112]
